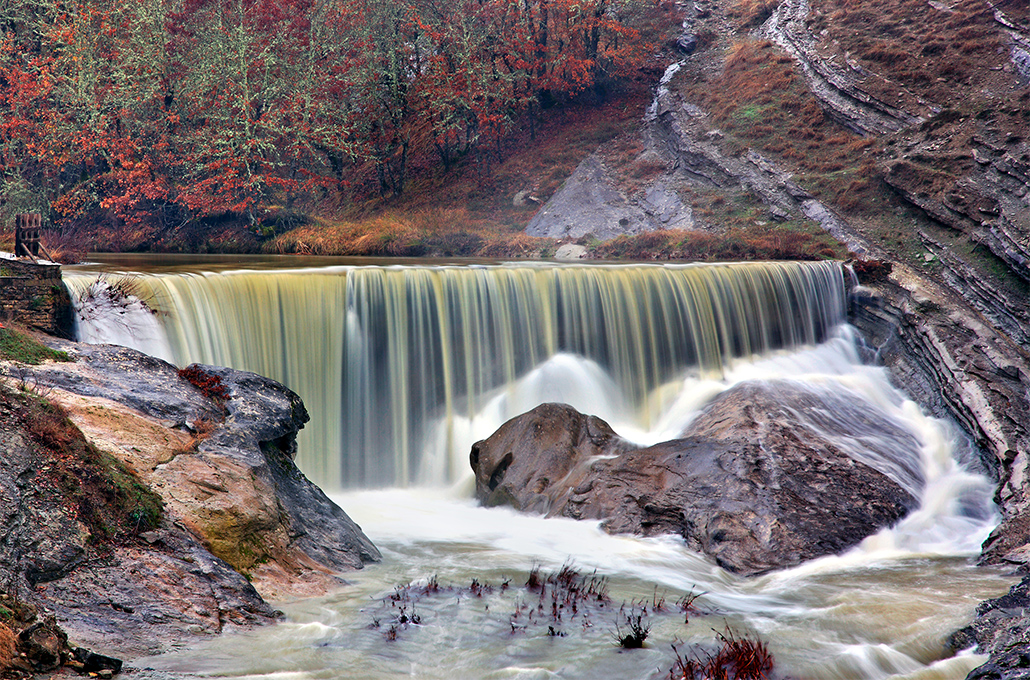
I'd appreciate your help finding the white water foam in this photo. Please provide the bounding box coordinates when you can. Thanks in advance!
[131,329,1008,680]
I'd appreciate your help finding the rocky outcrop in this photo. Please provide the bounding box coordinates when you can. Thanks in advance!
[850,266,1030,564]
[0,380,276,657]
[0,338,380,656]
[879,110,1030,288]
[761,0,924,134]
[951,574,1030,680]
[471,383,919,576]
[517,0,1030,673]
[849,262,1030,680]
[990,1,1030,81]
[643,84,871,255]
[525,154,694,240]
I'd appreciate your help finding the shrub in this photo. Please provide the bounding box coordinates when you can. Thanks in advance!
[178,365,231,405]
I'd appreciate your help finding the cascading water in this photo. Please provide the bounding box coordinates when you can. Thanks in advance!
[64,257,1011,679]
[66,260,845,489]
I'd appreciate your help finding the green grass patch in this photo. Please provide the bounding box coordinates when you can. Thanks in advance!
[0,327,72,364]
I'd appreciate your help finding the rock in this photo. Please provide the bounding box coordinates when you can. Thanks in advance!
[643,182,694,228]
[39,525,280,655]
[471,403,629,513]
[646,87,875,252]
[526,155,659,241]
[881,123,1030,287]
[1013,45,1030,82]
[471,381,920,576]
[846,265,1030,680]
[0,378,280,656]
[951,575,1030,680]
[675,32,698,55]
[18,617,67,671]
[513,190,539,207]
[554,243,588,260]
[11,342,223,427]
[72,647,123,674]
[0,339,381,655]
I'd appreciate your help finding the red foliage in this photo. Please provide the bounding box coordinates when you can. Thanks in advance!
[177,365,231,404]
[0,0,654,228]
[668,628,774,680]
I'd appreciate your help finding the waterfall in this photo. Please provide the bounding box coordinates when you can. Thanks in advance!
[65,260,846,489]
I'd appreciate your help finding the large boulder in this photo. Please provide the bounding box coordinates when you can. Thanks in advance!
[0,339,381,654]
[471,381,921,576]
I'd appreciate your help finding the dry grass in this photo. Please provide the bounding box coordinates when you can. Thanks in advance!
[809,0,1006,100]
[0,622,15,671]
[673,40,888,218]
[592,222,845,262]
[2,386,163,542]
[37,229,88,264]
[268,83,655,257]
[727,0,780,28]
[268,207,557,258]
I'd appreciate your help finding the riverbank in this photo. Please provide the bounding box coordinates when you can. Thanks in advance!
[0,328,379,671]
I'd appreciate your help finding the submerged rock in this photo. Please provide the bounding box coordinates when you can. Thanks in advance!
[953,574,1030,680]
[471,381,920,576]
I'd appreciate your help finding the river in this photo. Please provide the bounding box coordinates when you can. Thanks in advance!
[65,256,1013,680]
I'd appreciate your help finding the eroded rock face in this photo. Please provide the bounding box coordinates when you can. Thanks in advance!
[524,154,694,241]
[471,382,919,576]
[0,339,381,654]
[761,0,924,135]
[951,574,1030,680]
[0,389,277,656]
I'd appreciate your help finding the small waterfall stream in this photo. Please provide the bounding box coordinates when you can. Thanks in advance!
[64,257,1011,679]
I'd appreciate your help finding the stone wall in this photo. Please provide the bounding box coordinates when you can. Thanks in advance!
[0,257,73,337]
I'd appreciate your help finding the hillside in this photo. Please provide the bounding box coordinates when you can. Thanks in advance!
[3,0,1024,278]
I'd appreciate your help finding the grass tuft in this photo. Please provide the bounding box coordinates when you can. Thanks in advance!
[0,327,72,365]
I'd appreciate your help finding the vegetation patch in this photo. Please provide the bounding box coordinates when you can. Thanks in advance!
[808,0,1006,102]
[676,40,888,219]
[668,627,774,680]
[0,0,670,254]
[178,365,231,406]
[363,564,772,679]
[0,326,72,365]
[3,387,163,543]
[591,222,845,262]
[727,0,780,29]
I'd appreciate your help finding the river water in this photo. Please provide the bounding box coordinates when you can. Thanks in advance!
[64,256,1013,680]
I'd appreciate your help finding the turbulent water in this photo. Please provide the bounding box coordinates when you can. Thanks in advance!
[66,258,844,488]
[65,256,1013,680]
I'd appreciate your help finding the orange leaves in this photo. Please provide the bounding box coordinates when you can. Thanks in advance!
[1,0,654,226]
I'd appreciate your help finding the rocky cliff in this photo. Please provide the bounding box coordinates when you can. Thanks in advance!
[0,334,379,661]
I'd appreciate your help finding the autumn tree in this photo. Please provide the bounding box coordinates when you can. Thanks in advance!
[0,0,654,232]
